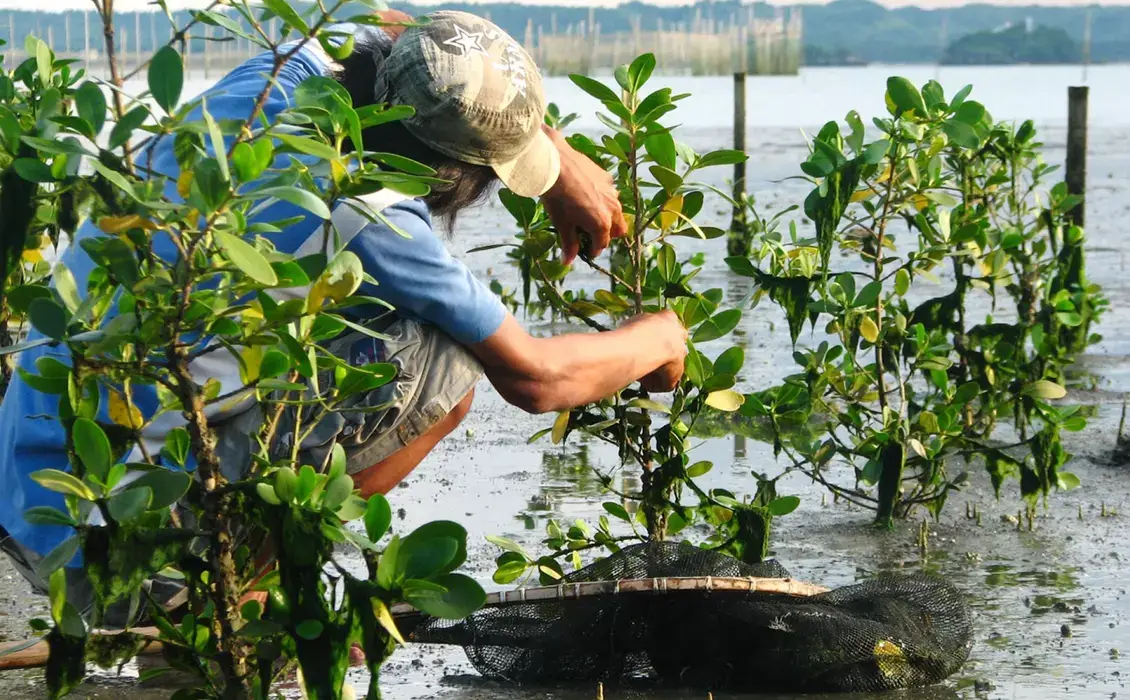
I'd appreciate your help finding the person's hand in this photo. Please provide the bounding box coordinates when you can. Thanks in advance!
[376,9,414,41]
[640,356,685,394]
[622,310,687,393]
[541,126,628,265]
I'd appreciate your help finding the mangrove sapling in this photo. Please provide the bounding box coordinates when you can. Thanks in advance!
[483,54,803,585]
[0,3,484,698]
[727,77,1104,526]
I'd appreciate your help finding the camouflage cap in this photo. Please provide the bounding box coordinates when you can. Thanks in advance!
[386,11,559,198]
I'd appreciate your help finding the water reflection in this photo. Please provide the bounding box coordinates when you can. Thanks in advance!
[983,564,1080,592]
[515,444,642,527]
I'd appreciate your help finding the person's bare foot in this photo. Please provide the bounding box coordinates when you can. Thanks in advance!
[349,644,367,666]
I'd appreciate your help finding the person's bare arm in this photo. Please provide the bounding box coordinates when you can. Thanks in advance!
[375,9,414,39]
[469,311,686,414]
[540,126,629,264]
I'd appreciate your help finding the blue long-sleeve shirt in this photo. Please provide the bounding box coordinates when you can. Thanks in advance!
[0,28,505,558]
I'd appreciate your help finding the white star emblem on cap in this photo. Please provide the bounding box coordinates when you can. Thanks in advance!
[443,24,490,57]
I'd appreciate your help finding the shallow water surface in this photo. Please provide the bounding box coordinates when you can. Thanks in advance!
[3,66,1130,699]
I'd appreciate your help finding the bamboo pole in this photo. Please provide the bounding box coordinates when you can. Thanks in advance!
[0,628,164,672]
[728,71,750,256]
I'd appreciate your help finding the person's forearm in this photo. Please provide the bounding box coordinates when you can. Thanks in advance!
[477,316,678,414]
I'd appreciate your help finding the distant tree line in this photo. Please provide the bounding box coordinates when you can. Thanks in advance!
[942,24,1081,66]
[1,0,1127,65]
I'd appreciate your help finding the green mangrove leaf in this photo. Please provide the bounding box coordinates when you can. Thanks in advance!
[30,470,95,501]
[108,486,152,523]
[406,573,486,620]
[214,231,279,286]
[149,46,184,113]
[365,494,393,542]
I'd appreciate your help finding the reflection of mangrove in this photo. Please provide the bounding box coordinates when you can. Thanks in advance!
[983,564,1080,593]
[691,406,827,446]
[517,445,642,525]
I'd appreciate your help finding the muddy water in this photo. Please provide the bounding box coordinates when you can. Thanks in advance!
[3,66,1130,698]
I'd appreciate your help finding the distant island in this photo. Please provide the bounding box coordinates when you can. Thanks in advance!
[2,0,1127,66]
[942,22,1081,65]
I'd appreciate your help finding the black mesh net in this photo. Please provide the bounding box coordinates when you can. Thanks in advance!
[406,541,973,693]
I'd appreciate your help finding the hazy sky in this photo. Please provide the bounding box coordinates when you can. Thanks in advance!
[3,0,1127,9]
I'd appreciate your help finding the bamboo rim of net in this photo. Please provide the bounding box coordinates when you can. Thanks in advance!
[389,575,829,617]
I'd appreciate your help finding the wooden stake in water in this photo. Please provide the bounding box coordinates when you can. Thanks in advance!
[83,11,90,71]
[1066,86,1089,227]
[727,71,750,256]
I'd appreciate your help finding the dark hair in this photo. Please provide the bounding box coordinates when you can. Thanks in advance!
[334,38,498,231]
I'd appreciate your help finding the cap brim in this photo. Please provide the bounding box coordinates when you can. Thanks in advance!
[493,129,560,198]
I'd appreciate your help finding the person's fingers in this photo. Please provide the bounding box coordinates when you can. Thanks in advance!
[585,211,612,258]
[608,197,629,240]
[560,225,581,266]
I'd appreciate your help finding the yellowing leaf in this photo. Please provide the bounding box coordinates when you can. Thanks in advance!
[240,345,265,385]
[704,389,744,412]
[22,248,43,263]
[551,411,570,445]
[874,639,910,680]
[108,386,144,429]
[860,316,880,343]
[657,195,683,230]
[623,213,637,236]
[331,159,349,187]
[850,187,876,203]
[1022,380,1066,400]
[242,300,264,321]
[98,215,157,234]
[308,251,363,312]
[177,170,193,198]
[907,437,927,459]
[372,599,405,645]
[875,163,893,184]
[884,91,898,116]
[910,194,930,212]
